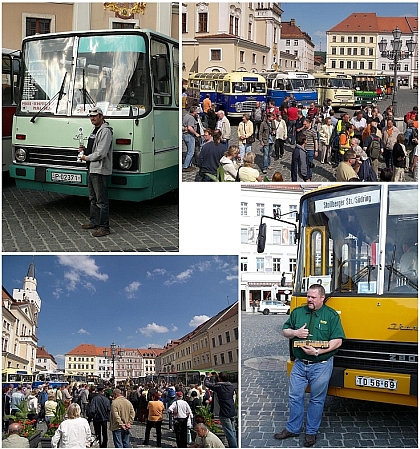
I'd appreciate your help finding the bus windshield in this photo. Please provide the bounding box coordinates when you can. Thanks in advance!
[289,78,315,91]
[231,81,265,93]
[19,34,151,117]
[330,78,352,89]
[296,185,418,296]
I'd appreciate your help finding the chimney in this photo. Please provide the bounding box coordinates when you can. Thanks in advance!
[291,18,296,27]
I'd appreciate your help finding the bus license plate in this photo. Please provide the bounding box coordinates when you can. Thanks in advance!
[51,172,82,183]
[355,376,398,390]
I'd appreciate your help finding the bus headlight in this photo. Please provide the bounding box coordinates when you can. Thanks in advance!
[118,154,133,170]
[235,102,243,113]
[15,148,28,162]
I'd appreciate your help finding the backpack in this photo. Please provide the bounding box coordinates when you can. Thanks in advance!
[129,391,138,404]
[366,136,381,160]
[331,133,340,151]
[358,158,377,182]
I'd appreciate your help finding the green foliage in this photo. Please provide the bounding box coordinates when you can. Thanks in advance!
[194,404,222,434]
[5,401,38,439]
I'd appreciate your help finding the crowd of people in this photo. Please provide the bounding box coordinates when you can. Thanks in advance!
[2,372,237,448]
[182,97,418,183]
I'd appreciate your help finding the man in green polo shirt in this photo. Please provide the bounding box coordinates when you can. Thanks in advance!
[274,284,345,447]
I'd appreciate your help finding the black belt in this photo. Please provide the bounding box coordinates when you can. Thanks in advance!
[299,359,327,365]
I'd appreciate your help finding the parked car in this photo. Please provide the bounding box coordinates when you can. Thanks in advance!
[258,300,290,315]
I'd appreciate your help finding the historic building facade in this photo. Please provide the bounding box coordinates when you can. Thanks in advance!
[2,2,178,52]
[156,302,238,375]
[2,262,41,373]
[326,13,418,88]
[240,185,319,312]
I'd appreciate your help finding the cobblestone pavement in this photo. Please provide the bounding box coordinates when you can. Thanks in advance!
[182,88,418,183]
[2,178,179,252]
[241,312,418,448]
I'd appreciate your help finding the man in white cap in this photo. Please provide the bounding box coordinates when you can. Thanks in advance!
[80,107,113,237]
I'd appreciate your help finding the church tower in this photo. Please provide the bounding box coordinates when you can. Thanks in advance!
[13,260,41,313]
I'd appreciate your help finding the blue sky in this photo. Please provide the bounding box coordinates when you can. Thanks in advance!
[3,255,238,368]
[281,2,418,51]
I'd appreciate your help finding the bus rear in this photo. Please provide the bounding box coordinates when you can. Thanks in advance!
[290,184,417,406]
[10,29,178,202]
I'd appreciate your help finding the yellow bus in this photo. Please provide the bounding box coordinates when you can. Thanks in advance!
[314,72,355,110]
[258,184,418,406]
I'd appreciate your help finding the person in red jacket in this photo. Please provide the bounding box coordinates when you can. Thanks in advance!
[287,101,299,145]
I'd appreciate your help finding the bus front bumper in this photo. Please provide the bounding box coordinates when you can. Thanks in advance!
[286,360,417,407]
[10,164,153,201]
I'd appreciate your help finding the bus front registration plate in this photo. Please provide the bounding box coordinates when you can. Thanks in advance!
[355,376,398,390]
[51,172,82,183]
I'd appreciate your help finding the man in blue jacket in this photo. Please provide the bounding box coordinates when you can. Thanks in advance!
[204,372,237,448]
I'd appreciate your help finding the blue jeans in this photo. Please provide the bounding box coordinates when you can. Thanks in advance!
[88,173,109,231]
[288,120,296,144]
[183,133,195,168]
[239,143,252,161]
[286,357,334,435]
[306,149,315,179]
[262,143,274,171]
[219,416,237,448]
[112,428,130,448]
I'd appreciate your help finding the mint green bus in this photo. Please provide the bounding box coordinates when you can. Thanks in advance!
[10,29,179,201]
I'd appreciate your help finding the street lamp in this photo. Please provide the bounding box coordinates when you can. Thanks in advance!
[103,342,122,384]
[378,27,416,116]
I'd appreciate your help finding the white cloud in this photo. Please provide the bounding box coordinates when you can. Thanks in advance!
[124,281,141,298]
[55,256,108,296]
[138,323,169,336]
[55,354,65,360]
[117,327,122,332]
[225,275,238,281]
[171,325,178,332]
[58,255,109,281]
[147,268,167,279]
[189,315,210,328]
[77,328,90,335]
[164,268,193,285]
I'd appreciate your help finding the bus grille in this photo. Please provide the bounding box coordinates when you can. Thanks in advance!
[22,147,83,168]
[334,340,418,374]
[241,101,257,113]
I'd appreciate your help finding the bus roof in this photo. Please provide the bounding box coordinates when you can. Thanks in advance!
[189,71,265,82]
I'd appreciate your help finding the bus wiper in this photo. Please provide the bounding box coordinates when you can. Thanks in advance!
[79,69,96,111]
[324,263,376,302]
[31,72,67,123]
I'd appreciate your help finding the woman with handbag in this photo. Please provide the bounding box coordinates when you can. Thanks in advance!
[142,393,165,447]
[237,113,254,161]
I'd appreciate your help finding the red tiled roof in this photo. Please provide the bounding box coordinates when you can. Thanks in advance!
[281,21,314,45]
[328,13,418,33]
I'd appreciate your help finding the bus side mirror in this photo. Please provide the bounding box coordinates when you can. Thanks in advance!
[257,223,267,253]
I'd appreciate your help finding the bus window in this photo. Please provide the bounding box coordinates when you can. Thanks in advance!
[151,39,171,106]
[385,186,418,293]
